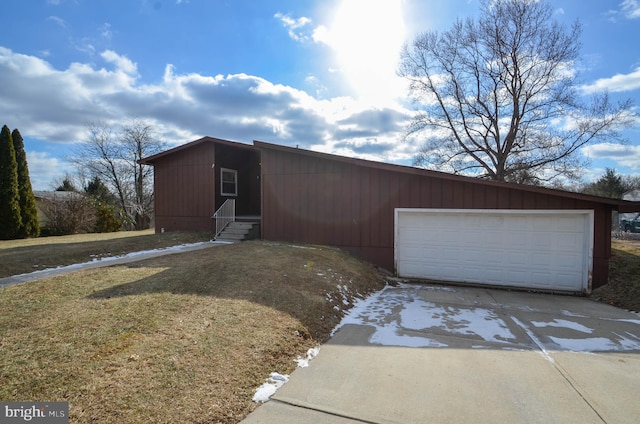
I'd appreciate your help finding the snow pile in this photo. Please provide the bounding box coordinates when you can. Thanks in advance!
[294,346,320,368]
[252,372,289,403]
[252,346,320,403]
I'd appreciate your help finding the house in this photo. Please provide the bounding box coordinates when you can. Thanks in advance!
[139,136,640,293]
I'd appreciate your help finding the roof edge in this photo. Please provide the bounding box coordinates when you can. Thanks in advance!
[139,136,255,164]
[253,140,640,212]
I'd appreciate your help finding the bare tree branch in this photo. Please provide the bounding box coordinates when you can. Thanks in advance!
[399,0,637,184]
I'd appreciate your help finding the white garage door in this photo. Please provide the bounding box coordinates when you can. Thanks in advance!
[395,209,594,292]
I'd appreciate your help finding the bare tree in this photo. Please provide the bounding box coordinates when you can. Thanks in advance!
[399,0,636,184]
[71,119,166,230]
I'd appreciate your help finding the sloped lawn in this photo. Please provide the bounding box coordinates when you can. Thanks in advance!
[591,238,640,312]
[0,240,385,423]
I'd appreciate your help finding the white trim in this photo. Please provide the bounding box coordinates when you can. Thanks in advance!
[394,208,594,292]
[220,167,238,196]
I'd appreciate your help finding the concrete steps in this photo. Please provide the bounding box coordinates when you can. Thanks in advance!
[216,221,260,241]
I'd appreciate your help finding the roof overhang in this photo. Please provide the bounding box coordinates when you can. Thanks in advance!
[138,136,255,165]
[253,139,640,213]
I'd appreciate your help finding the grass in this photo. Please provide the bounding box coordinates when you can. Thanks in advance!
[0,234,385,423]
[0,230,213,278]
[591,238,640,312]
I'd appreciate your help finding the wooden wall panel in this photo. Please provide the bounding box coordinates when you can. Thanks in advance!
[259,145,617,288]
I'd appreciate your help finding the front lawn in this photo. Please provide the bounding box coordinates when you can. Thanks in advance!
[0,240,385,423]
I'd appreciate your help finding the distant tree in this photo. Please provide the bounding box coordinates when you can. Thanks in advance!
[56,177,78,192]
[399,0,635,184]
[12,128,39,237]
[582,168,629,199]
[84,176,122,232]
[0,125,21,239]
[85,175,116,204]
[71,119,165,230]
[623,175,640,193]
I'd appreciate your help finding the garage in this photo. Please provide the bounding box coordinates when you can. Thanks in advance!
[395,209,594,292]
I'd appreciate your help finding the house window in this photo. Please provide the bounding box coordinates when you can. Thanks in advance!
[221,168,238,196]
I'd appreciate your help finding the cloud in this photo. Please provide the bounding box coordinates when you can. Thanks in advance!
[99,22,113,41]
[274,12,313,42]
[582,66,640,93]
[0,46,414,188]
[47,16,66,27]
[101,50,138,76]
[607,0,640,22]
[582,143,640,170]
[25,151,73,190]
[621,0,640,19]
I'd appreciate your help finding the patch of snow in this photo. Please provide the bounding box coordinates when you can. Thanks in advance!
[400,301,517,344]
[511,317,555,363]
[295,346,320,368]
[288,245,317,250]
[252,372,289,403]
[603,317,640,325]
[334,284,516,347]
[530,319,594,333]
[253,347,320,403]
[548,337,619,352]
[560,310,587,318]
[8,241,220,279]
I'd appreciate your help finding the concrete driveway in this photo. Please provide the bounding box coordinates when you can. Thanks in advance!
[243,283,640,424]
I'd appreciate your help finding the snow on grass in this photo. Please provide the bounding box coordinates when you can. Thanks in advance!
[252,372,290,403]
[252,346,320,403]
[295,346,320,368]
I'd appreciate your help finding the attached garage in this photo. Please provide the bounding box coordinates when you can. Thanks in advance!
[395,209,594,292]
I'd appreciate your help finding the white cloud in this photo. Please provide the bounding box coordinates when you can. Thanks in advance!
[621,0,640,19]
[47,16,66,27]
[582,66,640,93]
[0,46,414,190]
[99,22,113,41]
[274,13,313,42]
[100,50,138,76]
[582,143,640,170]
[25,151,73,190]
[607,0,640,22]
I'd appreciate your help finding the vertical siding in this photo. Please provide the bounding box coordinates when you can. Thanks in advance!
[260,146,614,287]
[153,143,215,232]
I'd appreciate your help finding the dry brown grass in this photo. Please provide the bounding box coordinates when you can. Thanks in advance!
[591,239,640,312]
[0,239,385,423]
[0,230,212,278]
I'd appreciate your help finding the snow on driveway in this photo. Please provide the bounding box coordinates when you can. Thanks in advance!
[331,283,640,352]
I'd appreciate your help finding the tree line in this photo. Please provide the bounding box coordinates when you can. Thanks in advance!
[0,119,165,238]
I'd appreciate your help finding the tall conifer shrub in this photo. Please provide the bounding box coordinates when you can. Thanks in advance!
[12,128,39,237]
[0,125,22,239]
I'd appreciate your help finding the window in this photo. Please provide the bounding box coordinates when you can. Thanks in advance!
[221,168,238,196]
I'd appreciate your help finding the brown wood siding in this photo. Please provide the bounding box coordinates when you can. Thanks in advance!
[152,143,215,232]
[260,146,614,288]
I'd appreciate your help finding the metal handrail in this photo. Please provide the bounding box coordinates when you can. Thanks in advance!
[212,199,235,238]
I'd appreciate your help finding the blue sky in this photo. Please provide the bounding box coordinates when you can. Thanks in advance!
[1,0,639,190]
